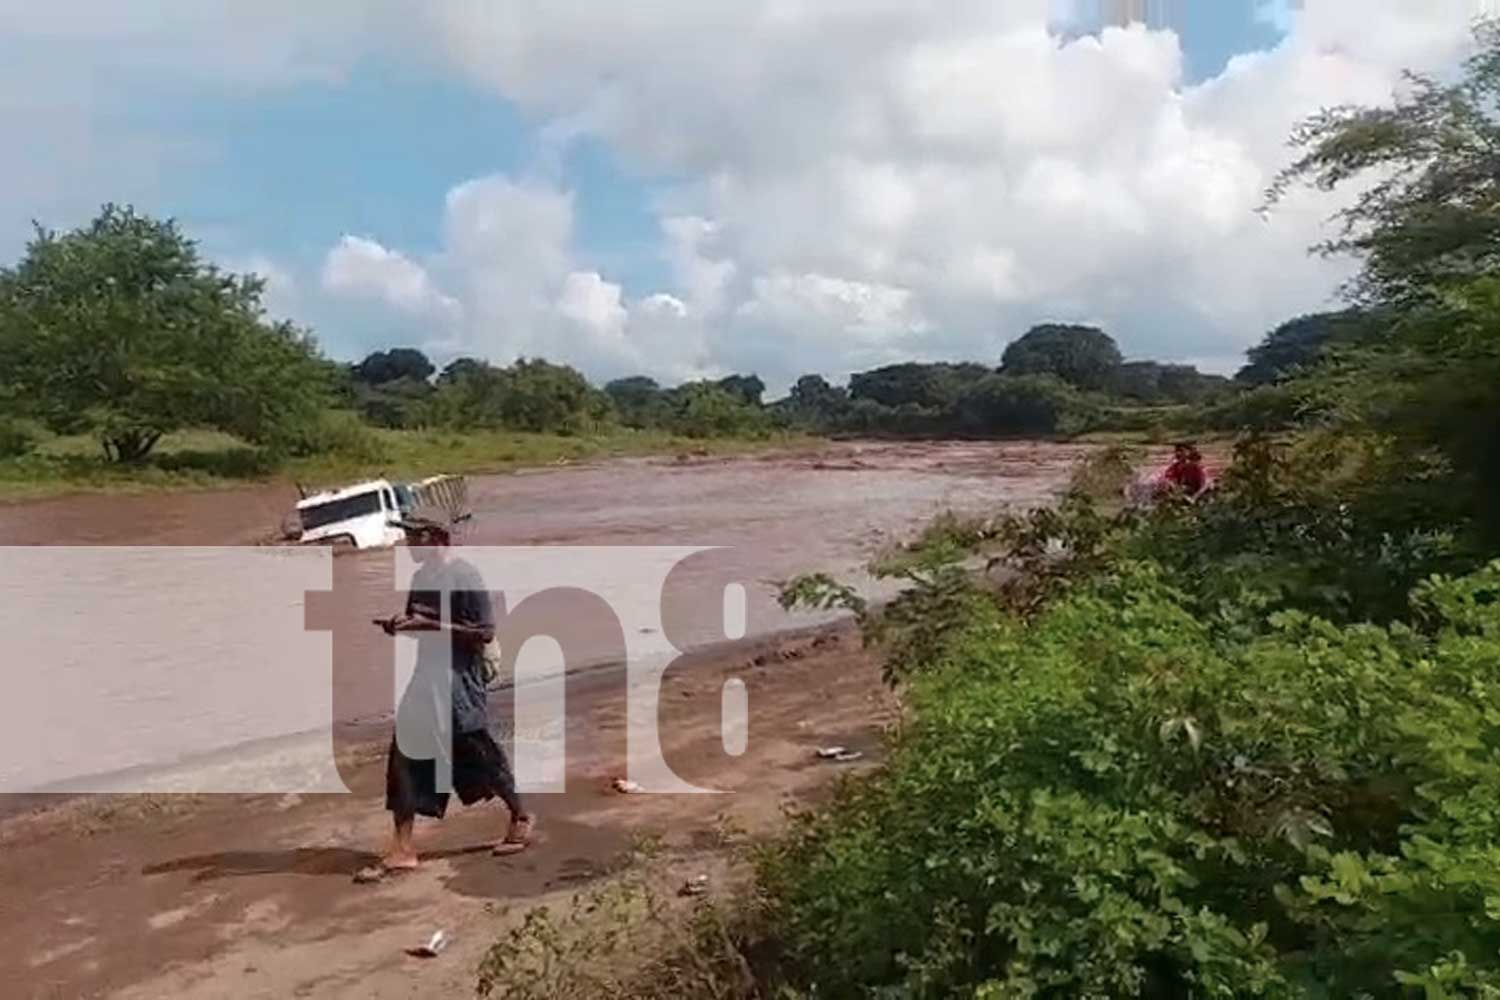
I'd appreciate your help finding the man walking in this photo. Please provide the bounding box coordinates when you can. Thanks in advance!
[356,517,534,883]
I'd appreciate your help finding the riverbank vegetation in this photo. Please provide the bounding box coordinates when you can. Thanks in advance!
[473,25,1500,997]
[0,183,1328,499]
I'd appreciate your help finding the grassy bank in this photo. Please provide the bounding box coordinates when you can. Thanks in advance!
[0,426,820,503]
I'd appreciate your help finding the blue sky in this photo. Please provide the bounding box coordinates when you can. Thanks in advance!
[0,1,1471,386]
[148,0,1289,313]
[119,62,671,311]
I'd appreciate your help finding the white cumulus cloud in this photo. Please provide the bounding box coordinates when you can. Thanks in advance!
[0,1,1486,391]
[403,0,1479,385]
[322,236,463,326]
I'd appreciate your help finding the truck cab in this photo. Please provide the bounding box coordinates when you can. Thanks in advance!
[295,479,410,549]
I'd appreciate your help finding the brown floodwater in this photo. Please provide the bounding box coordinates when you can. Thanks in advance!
[0,441,1107,794]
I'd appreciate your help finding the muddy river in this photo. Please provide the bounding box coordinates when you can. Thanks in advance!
[0,440,1104,795]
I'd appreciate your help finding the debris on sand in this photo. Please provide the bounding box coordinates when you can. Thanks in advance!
[612,778,643,794]
[815,746,848,759]
[407,930,449,958]
[679,875,710,898]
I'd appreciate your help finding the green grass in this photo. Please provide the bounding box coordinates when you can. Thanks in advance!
[0,426,820,503]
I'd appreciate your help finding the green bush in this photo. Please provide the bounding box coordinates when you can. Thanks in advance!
[0,418,39,458]
[953,373,1094,437]
[278,410,389,462]
[1194,383,1304,432]
[761,559,1500,998]
[668,383,771,439]
[152,446,276,478]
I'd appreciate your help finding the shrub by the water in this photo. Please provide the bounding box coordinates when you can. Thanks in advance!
[764,553,1500,997]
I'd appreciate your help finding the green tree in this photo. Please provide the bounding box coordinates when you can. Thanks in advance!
[428,360,504,427]
[1001,324,1122,390]
[0,204,330,461]
[666,382,769,438]
[953,373,1090,436]
[1109,360,1166,401]
[604,375,667,428]
[1235,311,1371,386]
[436,356,489,385]
[1265,21,1500,535]
[715,373,766,407]
[1265,20,1500,307]
[848,362,989,410]
[356,376,434,429]
[352,347,434,385]
[784,373,849,426]
[498,358,611,433]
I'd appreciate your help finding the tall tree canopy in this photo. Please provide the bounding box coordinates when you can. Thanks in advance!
[1266,21,1500,306]
[786,374,848,417]
[1235,311,1371,386]
[1266,21,1500,533]
[352,347,434,385]
[715,373,766,407]
[604,375,667,428]
[1001,324,1122,390]
[849,362,989,410]
[437,356,489,385]
[0,204,329,461]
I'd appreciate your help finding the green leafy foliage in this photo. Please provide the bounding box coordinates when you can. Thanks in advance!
[1261,22,1500,538]
[764,411,1500,997]
[354,375,435,429]
[764,548,1500,998]
[664,383,772,439]
[1001,323,1123,390]
[1235,311,1376,387]
[426,357,612,435]
[1265,22,1500,307]
[605,375,671,429]
[0,418,39,458]
[1112,360,1231,403]
[783,374,848,425]
[0,204,330,461]
[952,373,1095,437]
[351,347,434,385]
[849,362,991,410]
[715,374,767,407]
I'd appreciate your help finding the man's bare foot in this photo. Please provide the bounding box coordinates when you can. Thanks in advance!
[354,854,420,883]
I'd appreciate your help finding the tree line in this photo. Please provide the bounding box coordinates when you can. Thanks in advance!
[342,321,1246,444]
[0,205,1359,465]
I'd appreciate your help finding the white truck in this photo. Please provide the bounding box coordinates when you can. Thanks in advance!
[291,474,467,550]
[294,479,411,549]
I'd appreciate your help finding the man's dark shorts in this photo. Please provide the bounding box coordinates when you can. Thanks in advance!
[385,729,519,820]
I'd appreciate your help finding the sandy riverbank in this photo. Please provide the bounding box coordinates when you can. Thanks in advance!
[0,623,888,999]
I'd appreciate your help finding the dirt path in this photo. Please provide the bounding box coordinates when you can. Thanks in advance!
[0,625,890,999]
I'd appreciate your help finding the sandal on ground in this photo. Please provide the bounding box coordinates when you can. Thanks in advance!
[493,815,536,856]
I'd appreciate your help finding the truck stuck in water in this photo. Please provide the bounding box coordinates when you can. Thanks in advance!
[289,474,467,549]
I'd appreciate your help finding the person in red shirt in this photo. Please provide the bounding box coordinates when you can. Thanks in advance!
[1160,443,1208,499]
